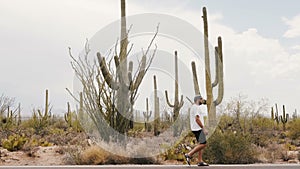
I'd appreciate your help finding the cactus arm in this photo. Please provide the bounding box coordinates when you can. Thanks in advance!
[128,61,133,87]
[179,95,184,108]
[130,55,146,91]
[165,90,175,108]
[146,97,149,114]
[45,89,49,116]
[271,107,274,119]
[128,61,133,72]
[214,37,224,106]
[97,53,119,90]
[191,62,201,96]
[212,46,219,87]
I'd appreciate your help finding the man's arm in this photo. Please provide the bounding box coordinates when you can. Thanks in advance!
[195,115,204,128]
[195,115,208,134]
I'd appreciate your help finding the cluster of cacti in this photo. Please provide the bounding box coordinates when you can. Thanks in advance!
[153,75,160,136]
[165,51,184,136]
[0,105,22,130]
[191,7,224,126]
[271,104,289,131]
[31,89,52,134]
[143,98,152,132]
[64,102,82,132]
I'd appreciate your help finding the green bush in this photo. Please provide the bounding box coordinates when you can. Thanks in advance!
[288,118,300,140]
[1,134,28,151]
[203,130,257,164]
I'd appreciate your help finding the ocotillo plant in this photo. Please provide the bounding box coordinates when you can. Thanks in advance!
[165,51,184,136]
[191,7,224,126]
[153,76,160,136]
[280,105,289,131]
[143,98,152,132]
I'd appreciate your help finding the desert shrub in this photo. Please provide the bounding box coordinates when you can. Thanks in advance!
[160,131,194,162]
[64,145,157,165]
[203,130,257,164]
[288,118,300,140]
[1,134,28,151]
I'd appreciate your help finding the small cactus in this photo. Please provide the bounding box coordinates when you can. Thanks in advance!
[31,89,52,134]
[64,102,73,127]
[143,98,152,132]
[165,51,184,136]
[64,102,82,132]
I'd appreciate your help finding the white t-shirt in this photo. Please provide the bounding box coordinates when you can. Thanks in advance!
[189,104,206,131]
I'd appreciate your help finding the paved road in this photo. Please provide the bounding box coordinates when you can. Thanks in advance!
[1,165,300,169]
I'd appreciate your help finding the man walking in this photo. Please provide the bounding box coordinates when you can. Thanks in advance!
[185,95,209,166]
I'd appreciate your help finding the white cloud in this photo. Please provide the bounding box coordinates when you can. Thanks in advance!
[291,45,300,50]
[283,15,300,38]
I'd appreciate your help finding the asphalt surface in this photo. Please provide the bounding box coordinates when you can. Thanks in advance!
[1,165,300,169]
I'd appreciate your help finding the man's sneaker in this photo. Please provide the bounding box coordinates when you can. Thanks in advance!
[197,162,209,166]
[184,154,191,166]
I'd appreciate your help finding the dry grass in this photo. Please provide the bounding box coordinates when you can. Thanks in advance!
[66,145,158,165]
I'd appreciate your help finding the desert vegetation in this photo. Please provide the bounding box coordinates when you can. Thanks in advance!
[0,0,299,166]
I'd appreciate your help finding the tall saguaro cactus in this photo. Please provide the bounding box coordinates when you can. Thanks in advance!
[153,76,160,136]
[191,7,224,126]
[280,105,289,131]
[96,0,154,135]
[165,51,184,136]
[143,98,152,132]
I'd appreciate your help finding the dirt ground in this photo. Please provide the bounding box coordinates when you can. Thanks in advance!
[0,146,64,166]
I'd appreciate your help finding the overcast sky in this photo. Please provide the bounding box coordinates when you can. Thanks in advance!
[0,0,299,116]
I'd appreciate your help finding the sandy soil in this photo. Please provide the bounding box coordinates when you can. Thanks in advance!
[0,146,64,166]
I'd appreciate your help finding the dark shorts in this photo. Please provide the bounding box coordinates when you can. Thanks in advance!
[192,130,207,144]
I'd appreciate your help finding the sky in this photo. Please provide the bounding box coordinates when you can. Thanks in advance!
[0,0,300,116]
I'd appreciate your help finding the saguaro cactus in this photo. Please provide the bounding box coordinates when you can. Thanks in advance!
[191,7,224,126]
[32,89,52,134]
[153,76,160,136]
[143,98,152,132]
[271,105,279,128]
[17,103,21,126]
[96,0,156,135]
[280,105,289,131]
[65,102,73,127]
[165,51,184,136]
[292,109,297,120]
[64,102,82,132]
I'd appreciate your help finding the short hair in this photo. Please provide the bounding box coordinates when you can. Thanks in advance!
[194,95,202,102]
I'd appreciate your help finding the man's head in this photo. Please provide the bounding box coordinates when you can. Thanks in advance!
[194,95,207,105]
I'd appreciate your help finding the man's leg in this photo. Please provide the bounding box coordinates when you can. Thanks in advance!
[198,146,206,162]
[188,144,206,157]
